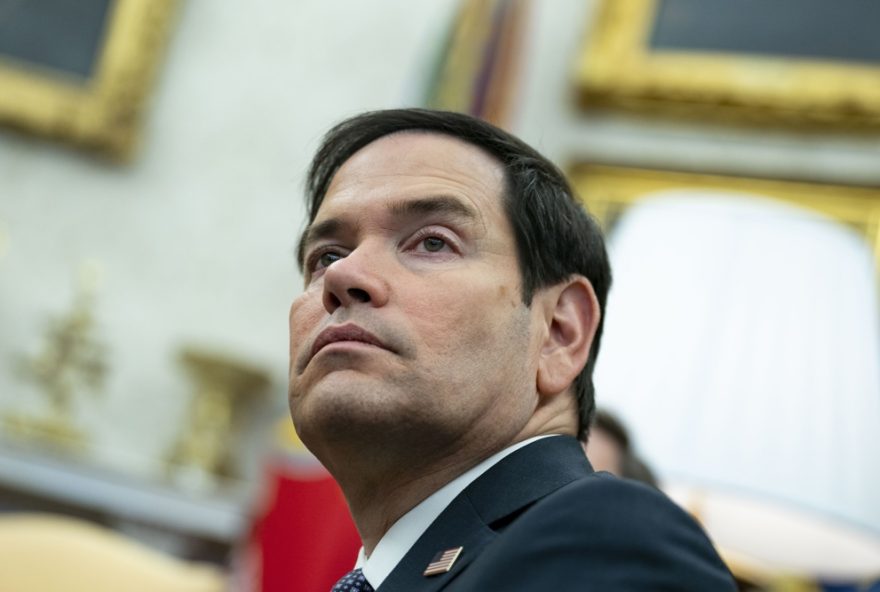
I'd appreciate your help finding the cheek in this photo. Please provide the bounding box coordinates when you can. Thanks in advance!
[408,282,524,358]
[289,292,324,355]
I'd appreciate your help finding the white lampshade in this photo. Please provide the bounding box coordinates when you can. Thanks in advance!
[593,191,880,580]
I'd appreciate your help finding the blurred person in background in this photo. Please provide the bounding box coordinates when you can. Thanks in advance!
[584,409,658,487]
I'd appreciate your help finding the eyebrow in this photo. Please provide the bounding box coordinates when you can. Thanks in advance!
[387,195,478,221]
[296,195,479,269]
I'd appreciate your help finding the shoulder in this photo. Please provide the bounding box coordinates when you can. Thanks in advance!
[537,471,702,536]
[514,473,720,554]
[454,474,736,591]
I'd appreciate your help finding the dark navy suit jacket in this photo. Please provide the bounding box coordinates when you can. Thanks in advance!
[377,436,736,591]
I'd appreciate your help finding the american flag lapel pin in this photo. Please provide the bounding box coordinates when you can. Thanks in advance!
[423,546,464,577]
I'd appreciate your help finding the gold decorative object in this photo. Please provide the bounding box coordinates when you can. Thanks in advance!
[166,348,270,491]
[570,163,880,271]
[574,0,880,128]
[6,264,108,450]
[0,0,178,159]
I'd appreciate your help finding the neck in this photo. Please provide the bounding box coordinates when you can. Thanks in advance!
[315,394,579,554]
[328,441,499,555]
[350,463,469,554]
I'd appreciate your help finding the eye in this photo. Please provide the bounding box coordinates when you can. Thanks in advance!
[422,236,446,252]
[402,227,460,260]
[318,251,343,268]
[306,248,345,275]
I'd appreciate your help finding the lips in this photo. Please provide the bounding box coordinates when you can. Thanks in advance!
[309,323,390,363]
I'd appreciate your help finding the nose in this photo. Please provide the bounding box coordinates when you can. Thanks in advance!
[321,246,390,313]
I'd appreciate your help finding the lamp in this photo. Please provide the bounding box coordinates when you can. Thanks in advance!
[593,191,880,582]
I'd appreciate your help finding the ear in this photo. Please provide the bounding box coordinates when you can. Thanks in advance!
[535,276,601,398]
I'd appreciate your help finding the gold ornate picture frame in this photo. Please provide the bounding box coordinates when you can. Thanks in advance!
[0,0,177,159]
[569,164,880,270]
[575,0,880,128]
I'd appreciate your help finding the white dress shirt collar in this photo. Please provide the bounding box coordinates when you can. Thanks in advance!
[355,435,557,589]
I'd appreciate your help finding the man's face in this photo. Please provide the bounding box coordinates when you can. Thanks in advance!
[288,132,544,465]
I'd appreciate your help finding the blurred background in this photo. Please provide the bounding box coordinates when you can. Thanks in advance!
[0,1,878,591]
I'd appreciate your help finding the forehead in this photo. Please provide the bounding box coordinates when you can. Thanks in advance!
[317,132,507,221]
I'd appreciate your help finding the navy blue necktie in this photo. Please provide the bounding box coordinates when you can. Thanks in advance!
[331,567,375,592]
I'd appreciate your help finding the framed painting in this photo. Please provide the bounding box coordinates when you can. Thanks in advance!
[569,163,880,269]
[0,0,177,159]
[574,0,880,128]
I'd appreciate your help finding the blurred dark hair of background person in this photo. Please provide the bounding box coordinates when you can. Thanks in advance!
[584,409,658,488]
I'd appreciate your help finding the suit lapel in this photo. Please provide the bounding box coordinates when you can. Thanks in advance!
[377,436,591,591]
[377,492,495,592]
[466,436,592,525]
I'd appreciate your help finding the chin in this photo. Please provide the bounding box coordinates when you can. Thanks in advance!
[297,382,452,454]
[293,378,393,432]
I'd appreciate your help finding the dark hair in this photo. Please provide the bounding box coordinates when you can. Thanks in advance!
[298,109,611,440]
[592,410,658,487]
[591,410,631,451]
